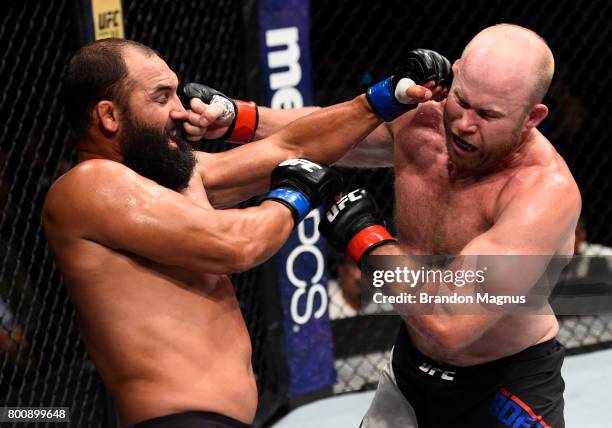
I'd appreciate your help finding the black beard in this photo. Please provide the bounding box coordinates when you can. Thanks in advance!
[120,116,195,192]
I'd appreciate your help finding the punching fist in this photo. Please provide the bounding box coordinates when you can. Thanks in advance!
[180,83,259,143]
[319,188,396,264]
[366,49,452,121]
[263,159,342,226]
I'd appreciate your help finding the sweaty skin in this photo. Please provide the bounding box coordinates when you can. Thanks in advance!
[185,25,580,368]
[360,26,578,364]
[44,45,383,426]
[44,163,277,424]
[384,98,578,365]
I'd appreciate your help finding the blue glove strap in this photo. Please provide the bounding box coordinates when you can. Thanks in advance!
[366,77,409,121]
[265,188,311,224]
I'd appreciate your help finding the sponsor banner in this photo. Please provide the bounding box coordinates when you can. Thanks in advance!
[259,0,336,396]
[75,0,124,43]
[258,0,313,108]
[361,255,612,316]
[91,0,124,40]
[275,211,336,396]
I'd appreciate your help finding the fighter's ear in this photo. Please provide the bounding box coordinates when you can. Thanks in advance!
[452,59,461,75]
[93,100,121,134]
[525,103,548,130]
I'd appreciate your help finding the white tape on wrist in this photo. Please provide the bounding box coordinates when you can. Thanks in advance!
[394,77,416,104]
[210,95,236,121]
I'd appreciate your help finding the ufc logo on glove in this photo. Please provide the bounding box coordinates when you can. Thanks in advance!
[325,190,364,222]
[279,158,323,173]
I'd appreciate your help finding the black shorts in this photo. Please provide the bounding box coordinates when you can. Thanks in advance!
[391,323,565,427]
[128,411,253,428]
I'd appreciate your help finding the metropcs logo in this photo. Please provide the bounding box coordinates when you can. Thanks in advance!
[286,210,328,326]
[266,25,325,327]
[265,27,303,108]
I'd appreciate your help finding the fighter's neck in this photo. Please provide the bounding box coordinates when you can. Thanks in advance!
[78,139,123,164]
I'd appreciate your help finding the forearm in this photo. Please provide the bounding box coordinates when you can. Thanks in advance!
[257,99,391,167]
[225,158,338,268]
[254,106,321,140]
[226,201,294,271]
[199,95,382,206]
[270,95,382,165]
[317,187,493,350]
[367,245,497,350]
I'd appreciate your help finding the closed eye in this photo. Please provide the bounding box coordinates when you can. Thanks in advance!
[151,84,175,105]
[478,110,502,120]
[455,93,469,109]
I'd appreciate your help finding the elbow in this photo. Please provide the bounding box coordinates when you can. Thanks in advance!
[224,240,267,273]
[210,208,288,273]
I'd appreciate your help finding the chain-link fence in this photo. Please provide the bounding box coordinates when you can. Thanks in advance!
[0,1,270,426]
[1,0,611,425]
[311,0,612,393]
[0,1,107,426]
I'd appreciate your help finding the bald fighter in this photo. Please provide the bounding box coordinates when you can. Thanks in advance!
[43,38,395,427]
[185,24,579,427]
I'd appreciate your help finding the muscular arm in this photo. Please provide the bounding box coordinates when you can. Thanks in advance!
[372,171,581,350]
[43,160,294,275]
[254,106,394,168]
[334,122,394,168]
[182,81,440,205]
[196,95,386,206]
[253,106,321,140]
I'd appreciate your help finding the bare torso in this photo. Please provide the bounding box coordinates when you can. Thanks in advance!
[44,171,257,425]
[390,101,570,366]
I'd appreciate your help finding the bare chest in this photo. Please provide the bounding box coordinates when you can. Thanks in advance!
[61,238,236,311]
[392,118,508,254]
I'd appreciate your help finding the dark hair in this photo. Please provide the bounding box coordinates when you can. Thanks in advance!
[61,38,158,139]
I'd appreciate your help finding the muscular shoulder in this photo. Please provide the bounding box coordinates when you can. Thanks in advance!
[496,151,581,224]
[483,142,581,255]
[44,160,143,226]
[390,101,444,135]
[48,159,130,192]
[46,161,108,205]
[510,166,579,203]
[66,159,138,186]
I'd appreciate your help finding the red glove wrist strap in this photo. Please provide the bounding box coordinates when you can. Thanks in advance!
[229,100,258,143]
[347,225,396,264]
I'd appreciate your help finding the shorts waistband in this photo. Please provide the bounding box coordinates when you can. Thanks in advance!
[394,323,561,375]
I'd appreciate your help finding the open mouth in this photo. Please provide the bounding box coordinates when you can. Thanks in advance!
[167,128,180,143]
[452,134,477,152]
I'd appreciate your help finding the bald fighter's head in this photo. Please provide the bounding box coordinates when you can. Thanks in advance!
[443,24,554,172]
[461,24,554,106]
